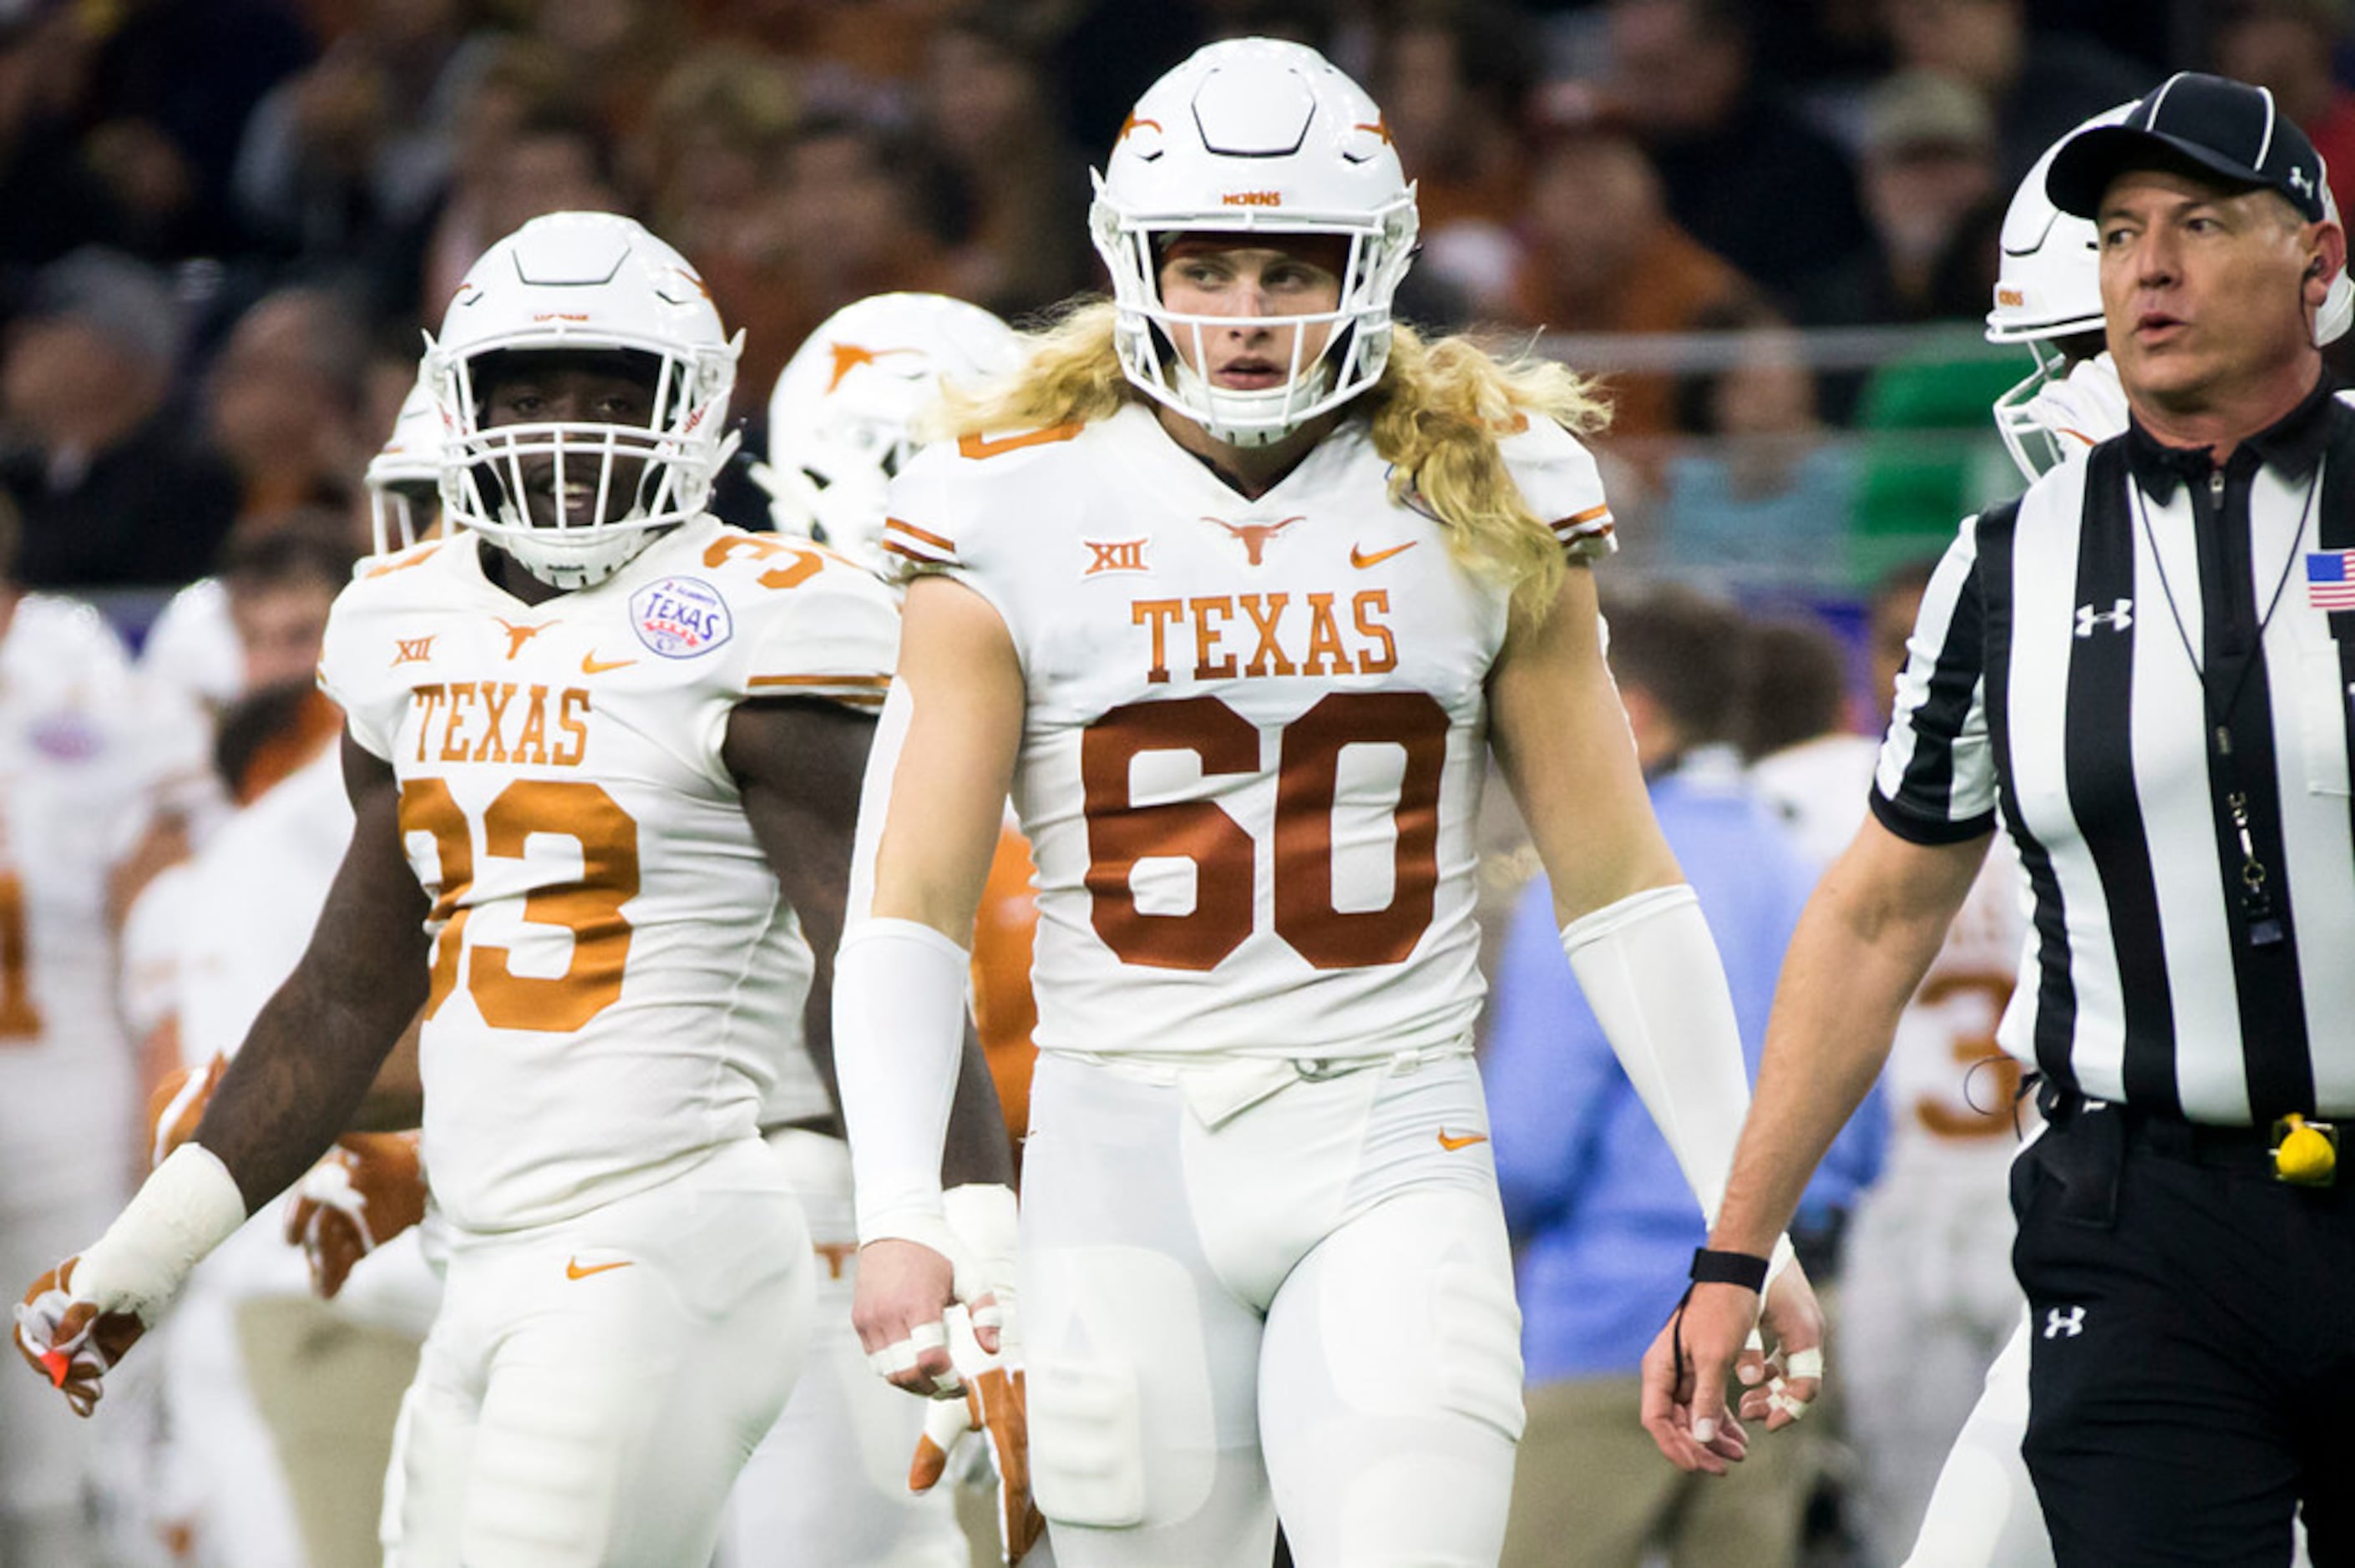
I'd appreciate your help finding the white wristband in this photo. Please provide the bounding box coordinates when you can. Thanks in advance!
[72,1144,247,1327]
[1562,883,1751,1226]
[833,916,971,1244]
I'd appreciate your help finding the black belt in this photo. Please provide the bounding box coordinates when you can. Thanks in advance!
[2038,1078,2339,1187]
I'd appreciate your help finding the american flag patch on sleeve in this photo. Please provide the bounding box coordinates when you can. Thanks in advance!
[2307,550,2355,610]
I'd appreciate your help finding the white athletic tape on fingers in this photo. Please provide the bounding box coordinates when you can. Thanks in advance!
[870,1339,923,1379]
[872,1320,950,1381]
[970,1300,1005,1333]
[1768,1388,1807,1421]
[1785,1347,1823,1381]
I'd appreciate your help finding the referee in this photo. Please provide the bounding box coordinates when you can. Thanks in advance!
[1639,72,2355,1565]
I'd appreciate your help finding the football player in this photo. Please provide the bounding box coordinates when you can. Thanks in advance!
[367,371,446,557]
[833,38,1818,1565]
[728,293,1037,1566]
[0,494,157,1567]
[14,211,1011,1567]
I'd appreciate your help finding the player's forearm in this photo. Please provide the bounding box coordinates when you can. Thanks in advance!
[195,959,427,1213]
[835,918,970,1244]
[1707,863,1953,1256]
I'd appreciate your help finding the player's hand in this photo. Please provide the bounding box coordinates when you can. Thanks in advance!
[1737,1260,1825,1433]
[144,1054,225,1171]
[282,1132,425,1299]
[909,1305,1046,1564]
[853,1237,995,1398]
[15,1258,148,1418]
[1639,1281,1760,1475]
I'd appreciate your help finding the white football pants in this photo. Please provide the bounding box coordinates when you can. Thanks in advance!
[382,1137,810,1566]
[1020,1049,1524,1568]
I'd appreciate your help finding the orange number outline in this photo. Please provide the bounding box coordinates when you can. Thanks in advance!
[399,778,640,1032]
[1910,969,2022,1140]
[703,534,828,590]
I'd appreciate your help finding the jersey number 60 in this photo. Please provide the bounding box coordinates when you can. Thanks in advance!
[1081,692,1447,972]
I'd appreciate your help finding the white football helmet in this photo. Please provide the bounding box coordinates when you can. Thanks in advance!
[757,292,1021,572]
[428,212,742,589]
[366,371,443,556]
[1991,104,2355,479]
[1987,104,2129,480]
[1090,38,1418,448]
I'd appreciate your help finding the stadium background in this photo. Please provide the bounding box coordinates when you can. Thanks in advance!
[11,0,2337,670]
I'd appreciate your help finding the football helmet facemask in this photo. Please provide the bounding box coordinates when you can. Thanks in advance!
[1090,38,1418,448]
[757,292,1021,573]
[428,212,742,589]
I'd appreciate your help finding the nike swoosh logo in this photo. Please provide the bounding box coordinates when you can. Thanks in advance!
[580,653,636,675]
[1436,1130,1489,1151]
[1350,541,1417,569]
[565,1257,634,1280]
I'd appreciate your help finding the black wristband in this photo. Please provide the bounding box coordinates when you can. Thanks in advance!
[1689,1247,1770,1292]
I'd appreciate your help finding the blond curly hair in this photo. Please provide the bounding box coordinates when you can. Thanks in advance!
[929,300,1611,620]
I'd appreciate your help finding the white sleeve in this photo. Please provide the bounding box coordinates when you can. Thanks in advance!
[833,918,970,1252]
[1559,883,1752,1227]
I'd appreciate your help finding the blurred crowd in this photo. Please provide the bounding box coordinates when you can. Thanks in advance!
[6,0,2352,613]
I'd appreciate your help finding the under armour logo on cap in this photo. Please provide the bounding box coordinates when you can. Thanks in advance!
[2047,72,2328,223]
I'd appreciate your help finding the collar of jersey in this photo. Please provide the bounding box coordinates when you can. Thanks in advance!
[2125,367,2339,502]
[456,513,720,605]
[1122,402,1374,512]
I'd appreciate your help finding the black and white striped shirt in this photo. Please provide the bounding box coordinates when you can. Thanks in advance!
[1874,376,2355,1127]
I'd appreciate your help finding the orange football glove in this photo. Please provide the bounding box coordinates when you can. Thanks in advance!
[15,1257,147,1418]
[909,1308,1046,1563]
[144,1054,225,1171]
[282,1132,425,1299]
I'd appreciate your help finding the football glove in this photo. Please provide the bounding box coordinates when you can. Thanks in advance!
[14,1257,147,1418]
[283,1131,425,1300]
[909,1304,1046,1564]
[15,1144,246,1416]
[144,1053,225,1171]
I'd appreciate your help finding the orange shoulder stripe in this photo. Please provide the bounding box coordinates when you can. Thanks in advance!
[884,517,956,552]
[747,673,892,690]
[956,422,1083,460]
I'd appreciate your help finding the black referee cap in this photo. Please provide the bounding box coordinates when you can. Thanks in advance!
[2047,72,2327,223]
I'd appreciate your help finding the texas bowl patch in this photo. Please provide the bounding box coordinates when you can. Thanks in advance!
[631,576,732,658]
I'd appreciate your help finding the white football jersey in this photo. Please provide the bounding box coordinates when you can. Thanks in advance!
[319,518,896,1231]
[176,741,350,1069]
[0,595,150,1086]
[884,404,1612,1061]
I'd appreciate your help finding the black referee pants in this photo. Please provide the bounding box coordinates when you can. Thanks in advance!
[2011,1101,2355,1566]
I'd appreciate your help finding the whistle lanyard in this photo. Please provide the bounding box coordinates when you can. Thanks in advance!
[2134,463,2320,948]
